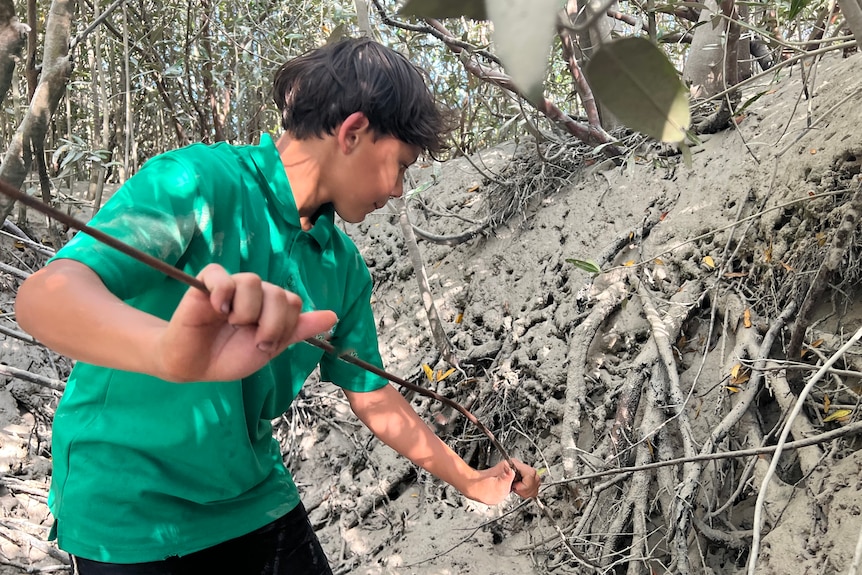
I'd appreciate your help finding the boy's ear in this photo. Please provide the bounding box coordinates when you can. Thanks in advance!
[337,112,371,154]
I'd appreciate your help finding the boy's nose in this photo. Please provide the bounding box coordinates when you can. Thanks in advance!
[390,180,404,198]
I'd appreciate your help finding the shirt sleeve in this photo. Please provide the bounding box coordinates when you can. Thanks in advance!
[49,155,201,301]
[319,253,389,393]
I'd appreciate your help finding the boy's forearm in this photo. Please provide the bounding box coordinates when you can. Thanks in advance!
[15,259,165,375]
[344,385,481,496]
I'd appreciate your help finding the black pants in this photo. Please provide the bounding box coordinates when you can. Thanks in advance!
[72,504,333,575]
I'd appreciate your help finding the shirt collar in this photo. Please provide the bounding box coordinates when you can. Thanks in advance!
[249,133,333,250]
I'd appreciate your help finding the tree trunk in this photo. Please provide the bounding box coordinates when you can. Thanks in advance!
[838,0,862,49]
[683,0,725,97]
[568,0,621,130]
[0,0,29,110]
[0,0,73,222]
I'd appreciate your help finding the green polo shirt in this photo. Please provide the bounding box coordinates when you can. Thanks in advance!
[47,134,387,562]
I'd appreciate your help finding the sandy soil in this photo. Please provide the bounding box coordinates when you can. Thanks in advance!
[1,52,861,574]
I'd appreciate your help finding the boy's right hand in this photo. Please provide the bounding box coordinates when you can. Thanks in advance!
[157,264,337,382]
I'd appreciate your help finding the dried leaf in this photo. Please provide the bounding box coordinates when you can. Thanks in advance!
[730,364,750,385]
[455,313,463,324]
[437,368,456,382]
[823,394,831,414]
[823,409,852,423]
[654,258,665,265]
[422,364,434,382]
[702,255,716,269]
[816,232,827,247]
[781,261,795,272]
[743,308,752,328]
[624,260,636,267]
[725,385,741,393]
[764,241,773,263]
[810,338,824,349]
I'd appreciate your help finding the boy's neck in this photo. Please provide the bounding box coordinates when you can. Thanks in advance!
[275,132,329,231]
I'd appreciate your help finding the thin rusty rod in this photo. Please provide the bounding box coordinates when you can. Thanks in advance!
[0,180,517,468]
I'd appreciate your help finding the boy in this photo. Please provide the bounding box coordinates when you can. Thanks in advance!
[15,37,539,574]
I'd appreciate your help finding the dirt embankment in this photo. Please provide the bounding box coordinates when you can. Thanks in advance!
[0,53,861,575]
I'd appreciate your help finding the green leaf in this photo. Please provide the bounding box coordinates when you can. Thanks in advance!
[325,23,347,45]
[788,0,808,19]
[486,0,560,103]
[399,0,487,20]
[679,141,692,168]
[566,258,603,275]
[734,90,768,117]
[585,37,690,143]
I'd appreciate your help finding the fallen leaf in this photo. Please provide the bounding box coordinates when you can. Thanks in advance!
[437,368,456,382]
[823,409,852,423]
[743,308,752,328]
[702,255,716,269]
[624,260,636,267]
[730,363,750,385]
[422,364,434,382]
[725,385,741,393]
[654,258,664,265]
[566,258,602,275]
[816,232,827,247]
[823,394,831,414]
[455,313,463,324]
[781,261,795,272]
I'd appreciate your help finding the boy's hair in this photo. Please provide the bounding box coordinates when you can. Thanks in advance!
[273,37,447,155]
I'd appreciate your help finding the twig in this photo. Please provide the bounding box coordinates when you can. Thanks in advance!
[0,324,39,345]
[697,40,857,106]
[0,261,31,280]
[747,324,862,575]
[0,364,65,392]
[619,189,849,272]
[544,416,862,486]
[391,195,457,366]
[849,521,862,575]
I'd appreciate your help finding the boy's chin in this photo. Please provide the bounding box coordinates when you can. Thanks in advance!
[335,209,368,224]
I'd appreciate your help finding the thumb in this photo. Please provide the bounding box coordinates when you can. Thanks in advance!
[285,311,338,346]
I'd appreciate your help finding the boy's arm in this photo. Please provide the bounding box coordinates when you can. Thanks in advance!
[15,259,336,382]
[344,385,540,505]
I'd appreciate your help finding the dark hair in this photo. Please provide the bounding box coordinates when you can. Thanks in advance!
[273,37,447,154]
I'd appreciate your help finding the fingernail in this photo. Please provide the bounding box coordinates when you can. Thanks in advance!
[257,341,274,353]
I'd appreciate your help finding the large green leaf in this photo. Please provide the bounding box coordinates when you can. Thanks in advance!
[486,0,561,104]
[585,37,690,143]
[399,0,488,20]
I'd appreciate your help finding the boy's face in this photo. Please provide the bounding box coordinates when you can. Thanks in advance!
[331,114,421,223]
